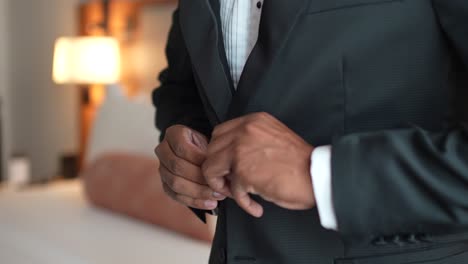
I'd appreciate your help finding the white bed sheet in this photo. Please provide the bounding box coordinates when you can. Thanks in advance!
[0,180,210,264]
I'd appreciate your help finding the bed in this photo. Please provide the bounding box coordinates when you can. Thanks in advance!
[0,180,211,264]
[0,85,213,264]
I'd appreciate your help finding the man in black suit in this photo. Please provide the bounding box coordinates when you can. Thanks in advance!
[154,0,468,263]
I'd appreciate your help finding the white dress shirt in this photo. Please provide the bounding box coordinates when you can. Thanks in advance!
[219,0,338,230]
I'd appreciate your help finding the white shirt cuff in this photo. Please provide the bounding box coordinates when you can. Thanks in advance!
[311,145,338,230]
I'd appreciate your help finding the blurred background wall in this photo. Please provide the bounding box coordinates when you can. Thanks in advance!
[0,0,174,181]
[3,0,80,180]
[0,0,10,179]
[0,3,215,263]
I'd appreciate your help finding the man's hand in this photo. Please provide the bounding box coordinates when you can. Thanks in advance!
[202,112,315,218]
[155,125,226,210]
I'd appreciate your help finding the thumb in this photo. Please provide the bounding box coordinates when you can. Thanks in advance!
[190,130,208,151]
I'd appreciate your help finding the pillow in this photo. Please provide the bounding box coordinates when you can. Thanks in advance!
[85,85,160,165]
[82,152,213,242]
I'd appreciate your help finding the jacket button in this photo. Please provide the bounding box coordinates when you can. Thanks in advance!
[392,235,404,245]
[407,234,419,244]
[372,236,388,246]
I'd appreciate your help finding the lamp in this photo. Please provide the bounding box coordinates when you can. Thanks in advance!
[52,36,121,170]
[53,36,120,85]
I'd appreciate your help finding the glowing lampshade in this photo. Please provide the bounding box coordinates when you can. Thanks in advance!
[53,36,120,84]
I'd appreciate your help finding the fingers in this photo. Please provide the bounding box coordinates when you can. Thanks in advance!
[211,112,281,140]
[204,146,264,217]
[211,116,246,139]
[162,183,220,210]
[209,112,282,154]
[155,141,207,185]
[160,164,225,200]
[155,125,226,210]
[207,131,237,156]
[202,147,233,197]
[165,125,208,166]
[203,113,284,218]
[231,184,264,218]
[189,128,209,151]
[160,164,225,210]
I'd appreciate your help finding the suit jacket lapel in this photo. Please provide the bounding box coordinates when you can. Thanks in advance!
[210,0,236,95]
[179,0,233,123]
[228,0,308,118]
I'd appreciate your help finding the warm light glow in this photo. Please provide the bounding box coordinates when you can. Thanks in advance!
[89,84,106,106]
[53,37,120,84]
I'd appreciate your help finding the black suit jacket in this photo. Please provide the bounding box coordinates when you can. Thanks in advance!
[153,0,468,263]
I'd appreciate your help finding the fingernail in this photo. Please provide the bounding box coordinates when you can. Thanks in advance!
[191,132,207,151]
[253,205,264,218]
[213,192,225,199]
[204,200,218,209]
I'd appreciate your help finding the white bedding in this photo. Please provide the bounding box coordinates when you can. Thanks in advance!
[0,180,210,264]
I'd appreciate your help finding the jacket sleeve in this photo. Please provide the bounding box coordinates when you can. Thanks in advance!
[152,9,212,223]
[331,0,468,237]
[152,8,211,142]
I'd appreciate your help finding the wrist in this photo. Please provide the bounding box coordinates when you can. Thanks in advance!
[300,143,315,209]
[303,144,314,177]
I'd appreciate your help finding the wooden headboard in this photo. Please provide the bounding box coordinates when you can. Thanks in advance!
[78,0,177,168]
[79,0,177,96]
